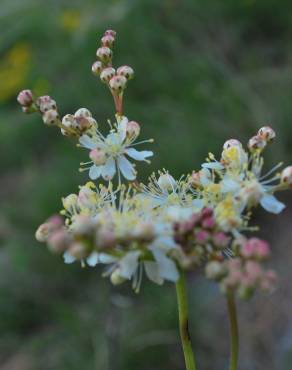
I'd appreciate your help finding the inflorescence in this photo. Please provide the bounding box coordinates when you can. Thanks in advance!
[18,30,292,298]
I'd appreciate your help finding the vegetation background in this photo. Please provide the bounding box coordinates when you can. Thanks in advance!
[1,0,292,369]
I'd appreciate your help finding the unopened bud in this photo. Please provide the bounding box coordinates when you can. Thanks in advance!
[205,261,226,280]
[223,139,242,150]
[101,35,115,47]
[89,148,107,165]
[92,61,103,76]
[68,242,88,260]
[109,75,127,92]
[42,109,59,126]
[126,121,140,139]
[110,269,126,285]
[100,67,116,83]
[36,95,57,113]
[96,47,112,63]
[35,223,51,242]
[17,89,34,106]
[47,229,71,253]
[117,65,134,80]
[258,126,276,142]
[281,166,292,187]
[104,29,117,37]
[74,108,92,118]
[248,135,266,151]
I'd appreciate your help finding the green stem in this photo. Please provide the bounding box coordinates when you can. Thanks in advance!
[227,291,239,370]
[175,272,197,370]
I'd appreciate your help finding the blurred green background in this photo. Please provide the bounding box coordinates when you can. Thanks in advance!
[1,0,292,369]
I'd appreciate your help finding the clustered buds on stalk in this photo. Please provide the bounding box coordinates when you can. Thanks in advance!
[91,30,134,115]
[205,238,276,299]
[248,126,276,151]
[173,208,230,268]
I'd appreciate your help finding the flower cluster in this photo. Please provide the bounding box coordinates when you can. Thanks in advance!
[18,30,292,299]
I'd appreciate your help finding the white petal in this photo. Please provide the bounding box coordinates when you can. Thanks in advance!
[260,194,285,214]
[101,158,116,180]
[86,252,99,267]
[79,135,96,149]
[119,251,141,279]
[126,148,153,161]
[144,261,163,285]
[63,251,76,264]
[89,165,102,180]
[117,155,136,180]
[202,162,224,170]
[151,248,179,282]
[98,253,118,264]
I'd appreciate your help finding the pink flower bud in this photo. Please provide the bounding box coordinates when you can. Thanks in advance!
[17,89,33,106]
[126,120,140,139]
[281,166,292,187]
[195,230,209,244]
[109,75,127,92]
[42,109,59,126]
[257,126,276,142]
[89,148,107,165]
[92,61,103,76]
[212,232,230,248]
[248,135,266,151]
[117,65,134,80]
[100,67,116,83]
[36,95,57,113]
[245,261,262,283]
[96,46,112,63]
[201,208,213,219]
[68,242,88,260]
[104,29,117,37]
[223,139,242,150]
[101,34,115,47]
[47,229,71,253]
[202,216,215,229]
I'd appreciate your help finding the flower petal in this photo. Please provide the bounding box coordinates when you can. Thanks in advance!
[117,155,136,180]
[89,165,102,180]
[144,261,164,285]
[63,251,76,264]
[202,162,224,170]
[79,135,96,149]
[126,148,153,161]
[101,158,116,180]
[98,253,118,264]
[260,193,286,214]
[151,248,179,282]
[86,252,99,267]
[119,251,141,279]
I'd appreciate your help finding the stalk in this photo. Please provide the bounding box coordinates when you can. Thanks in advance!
[175,272,197,370]
[227,291,239,370]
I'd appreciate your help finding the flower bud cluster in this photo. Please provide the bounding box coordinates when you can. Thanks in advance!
[205,238,277,299]
[248,126,275,151]
[61,108,97,137]
[91,30,134,114]
[173,208,230,268]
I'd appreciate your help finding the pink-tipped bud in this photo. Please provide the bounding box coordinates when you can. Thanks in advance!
[89,148,107,165]
[17,89,34,106]
[74,108,92,118]
[104,29,117,37]
[35,223,51,242]
[257,126,276,142]
[101,34,115,47]
[202,216,215,229]
[281,166,292,187]
[247,135,266,151]
[96,46,112,63]
[126,121,140,139]
[242,238,270,260]
[47,229,71,254]
[42,109,59,126]
[36,95,57,113]
[212,232,230,248]
[109,75,127,92]
[68,242,88,260]
[195,230,210,244]
[223,139,242,150]
[100,67,116,83]
[117,65,134,80]
[91,61,103,76]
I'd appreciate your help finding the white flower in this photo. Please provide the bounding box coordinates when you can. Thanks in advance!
[79,116,153,181]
